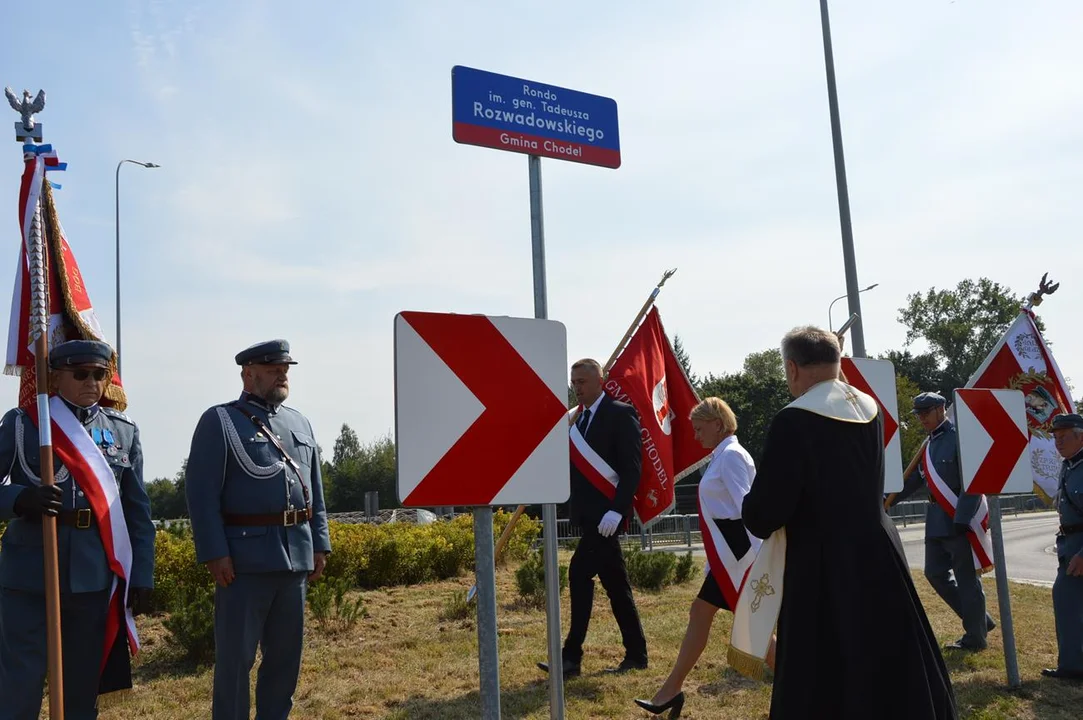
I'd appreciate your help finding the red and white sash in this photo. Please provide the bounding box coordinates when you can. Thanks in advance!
[698,442,760,609]
[699,509,758,610]
[26,397,139,671]
[568,408,617,501]
[920,444,994,573]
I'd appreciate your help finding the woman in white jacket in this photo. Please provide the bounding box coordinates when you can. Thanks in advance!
[634,396,770,718]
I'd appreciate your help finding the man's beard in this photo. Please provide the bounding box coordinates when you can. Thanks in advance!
[265,386,289,405]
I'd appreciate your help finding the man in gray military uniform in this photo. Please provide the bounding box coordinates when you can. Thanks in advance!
[0,339,155,720]
[185,339,331,720]
[890,391,995,651]
[1043,412,1083,681]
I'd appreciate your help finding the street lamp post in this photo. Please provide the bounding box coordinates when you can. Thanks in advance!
[115,159,159,377]
[818,0,867,357]
[829,283,878,332]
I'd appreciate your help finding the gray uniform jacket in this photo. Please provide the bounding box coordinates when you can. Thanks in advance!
[1056,448,1083,560]
[896,420,981,538]
[0,403,155,593]
[185,393,331,573]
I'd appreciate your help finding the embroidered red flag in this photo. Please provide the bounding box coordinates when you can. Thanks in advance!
[604,307,708,525]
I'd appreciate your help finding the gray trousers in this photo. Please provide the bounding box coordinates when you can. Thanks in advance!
[924,534,990,647]
[0,587,110,720]
[213,571,307,720]
[1053,555,1083,673]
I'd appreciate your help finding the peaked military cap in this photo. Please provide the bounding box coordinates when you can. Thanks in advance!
[235,339,297,366]
[1051,413,1083,431]
[49,339,114,369]
[912,391,947,414]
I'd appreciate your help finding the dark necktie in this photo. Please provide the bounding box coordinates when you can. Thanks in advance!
[577,409,591,434]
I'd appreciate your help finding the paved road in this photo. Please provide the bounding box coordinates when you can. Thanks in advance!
[897,510,1060,587]
[658,511,1062,587]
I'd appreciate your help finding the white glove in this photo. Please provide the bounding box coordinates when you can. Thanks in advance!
[597,510,622,538]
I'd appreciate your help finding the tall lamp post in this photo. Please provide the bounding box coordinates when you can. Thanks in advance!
[829,283,878,332]
[818,0,868,357]
[115,159,159,377]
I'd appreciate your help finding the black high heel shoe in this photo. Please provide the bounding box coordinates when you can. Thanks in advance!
[634,691,685,718]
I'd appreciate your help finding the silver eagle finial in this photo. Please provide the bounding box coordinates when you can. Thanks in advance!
[6,87,46,132]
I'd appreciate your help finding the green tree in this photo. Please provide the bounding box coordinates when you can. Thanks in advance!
[699,348,791,463]
[879,349,942,394]
[895,374,926,475]
[332,424,362,467]
[897,278,1042,394]
[326,430,397,512]
[145,459,188,520]
[671,334,698,386]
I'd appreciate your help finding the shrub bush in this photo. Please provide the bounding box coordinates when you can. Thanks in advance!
[151,527,213,614]
[307,576,367,634]
[325,510,540,589]
[623,547,676,591]
[514,547,567,608]
[674,551,696,585]
[163,582,216,665]
[438,591,476,622]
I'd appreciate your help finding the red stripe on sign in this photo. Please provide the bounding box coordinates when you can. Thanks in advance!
[452,122,622,169]
[841,358,898,446]
[401,313,567,505]
[958,389,1028,494]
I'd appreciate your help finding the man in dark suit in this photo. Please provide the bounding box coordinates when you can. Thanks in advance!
[539,358,648,678]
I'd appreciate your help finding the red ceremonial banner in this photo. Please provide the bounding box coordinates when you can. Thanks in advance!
[604,307,708,525]
[6,149,126,410]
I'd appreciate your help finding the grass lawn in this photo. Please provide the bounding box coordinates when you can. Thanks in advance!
[87,554,1082,719]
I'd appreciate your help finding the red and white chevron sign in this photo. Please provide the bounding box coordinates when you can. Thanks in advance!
[841,357,902,492]
[393,311,570,507]
[953,388,1030,495]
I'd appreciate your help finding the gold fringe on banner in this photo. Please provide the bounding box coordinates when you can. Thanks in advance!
[40,181,128,411]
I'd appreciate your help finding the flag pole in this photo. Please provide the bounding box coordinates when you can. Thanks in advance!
[602,268,677,374]
[13,88,65,719]
[465,269,678,603]
[11,87,64,714]
[31,191,65,720]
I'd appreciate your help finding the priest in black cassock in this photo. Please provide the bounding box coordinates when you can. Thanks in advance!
[735,326,957,719]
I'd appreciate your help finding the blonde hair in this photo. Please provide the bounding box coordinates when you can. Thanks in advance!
[689,396,737,435]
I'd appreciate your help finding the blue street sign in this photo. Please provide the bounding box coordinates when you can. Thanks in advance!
[452,65,620,169]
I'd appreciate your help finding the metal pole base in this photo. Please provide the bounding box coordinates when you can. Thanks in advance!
[473,508,501,719]
[987,497,1021,688]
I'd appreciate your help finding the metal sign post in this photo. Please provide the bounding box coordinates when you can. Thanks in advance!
[474,507,501,719]
[528,153,565,717]
[449,64,621,719]
[986,499,1021,687]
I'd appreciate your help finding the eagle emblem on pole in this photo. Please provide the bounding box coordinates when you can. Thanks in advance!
[6,86,46,140]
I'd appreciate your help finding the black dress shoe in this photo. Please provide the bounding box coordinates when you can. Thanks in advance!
[604,657,648,673]
[987,616,997,632]
[1041,667,1083,681]
[537,660,580,678]
[634,691,685,718]
[943,638,986,652]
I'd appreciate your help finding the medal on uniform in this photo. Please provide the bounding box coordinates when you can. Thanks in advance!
[91,427,102,444]
[107,445,119,457]
[103,429,115,445]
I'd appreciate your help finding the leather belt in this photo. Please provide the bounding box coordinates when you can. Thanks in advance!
[223,506,312,527]
[1059,524,1083,536]
[25,509,95,529]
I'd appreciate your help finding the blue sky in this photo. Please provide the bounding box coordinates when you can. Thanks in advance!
[1,0,1081,481]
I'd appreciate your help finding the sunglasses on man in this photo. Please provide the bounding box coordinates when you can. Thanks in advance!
[63,368,109,382]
